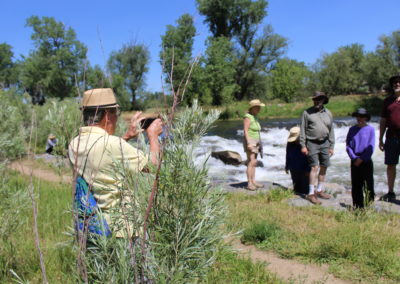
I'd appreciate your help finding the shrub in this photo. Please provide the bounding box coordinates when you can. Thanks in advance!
[241,221,282,245]
[0,90,27,160]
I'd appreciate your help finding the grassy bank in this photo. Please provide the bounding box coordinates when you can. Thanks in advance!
[226,189,400,283]
[122,94,385,121]
[215,94,384,120]
[0,167,279,283]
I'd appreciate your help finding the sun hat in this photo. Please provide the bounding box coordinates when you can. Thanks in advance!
[311,91,329,104]
[287,126,300,142]
[81,88,119,109]
[248,99,265,110]
[352,108,371,121]
[389,74,400,86]
[48,134,56,139]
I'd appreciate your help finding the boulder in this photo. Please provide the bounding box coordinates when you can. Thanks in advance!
[211,151,243,166]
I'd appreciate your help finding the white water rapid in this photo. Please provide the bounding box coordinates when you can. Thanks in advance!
[196,118,392,194]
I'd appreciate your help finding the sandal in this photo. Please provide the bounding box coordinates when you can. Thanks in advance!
[245,184,257,191]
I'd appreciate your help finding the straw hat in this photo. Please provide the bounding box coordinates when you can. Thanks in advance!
[248,99,265,110]
[81,88,119,109]
[287,126,300,142]
[48,134,56,139]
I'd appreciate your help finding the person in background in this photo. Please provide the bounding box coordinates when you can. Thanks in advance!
[346,108,375,208]
[45,134,58,154]
[285,126,310,195]
[379,74,400,201]
[300,91,335,205]
[243,99,265,191]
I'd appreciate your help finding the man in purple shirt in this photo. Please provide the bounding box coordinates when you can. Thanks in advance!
[379,74,400,201]
[346,108,375,208]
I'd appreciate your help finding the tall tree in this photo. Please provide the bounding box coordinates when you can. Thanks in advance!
[197,0,287,101]
[20,16,87,104]
[202,37,238,105]
[107,42,149,110]
[362,30,400,92]
[160,14,196,104]
[0,43,18,88]
[269,58,311,103]
[318,44,365,95]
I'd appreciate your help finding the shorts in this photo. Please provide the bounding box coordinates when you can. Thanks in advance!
[384,137,400,165]
[243,138,260,154]
[306,140,330,167]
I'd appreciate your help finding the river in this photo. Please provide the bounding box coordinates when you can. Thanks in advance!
[195,117,392,194]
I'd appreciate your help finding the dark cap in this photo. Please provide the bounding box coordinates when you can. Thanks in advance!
[352,108,371,121]
[389,74,400,85]
[312,91,329,104]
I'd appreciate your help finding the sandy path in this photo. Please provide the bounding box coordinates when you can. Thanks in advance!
[10,158,351,284]
[9,159,72,184]
[230,239,352,284]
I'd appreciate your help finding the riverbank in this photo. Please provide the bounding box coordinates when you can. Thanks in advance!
[122,94,385,121]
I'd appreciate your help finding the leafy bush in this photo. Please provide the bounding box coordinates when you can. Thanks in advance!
[0,90,27,159]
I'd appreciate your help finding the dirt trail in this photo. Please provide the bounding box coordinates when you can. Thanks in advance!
[231,239,351,284]
[10,159,351,284]
[9,159,72,184]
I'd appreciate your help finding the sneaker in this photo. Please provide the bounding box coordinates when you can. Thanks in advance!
[316,191,331,199]
[306,194,321,205]
[380,192,396,201]
[254,182,264,188]
[245,184,257,191]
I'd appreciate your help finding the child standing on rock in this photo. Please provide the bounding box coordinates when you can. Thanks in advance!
[346,108,375,208]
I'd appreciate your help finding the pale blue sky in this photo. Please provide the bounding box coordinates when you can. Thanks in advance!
[1,0,399,92]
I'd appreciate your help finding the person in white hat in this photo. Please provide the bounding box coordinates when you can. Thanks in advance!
[243,99,265,191]
[68,88,163,238]
[285,126,310,195]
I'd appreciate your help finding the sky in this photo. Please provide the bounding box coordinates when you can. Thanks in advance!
[1,0,399,92]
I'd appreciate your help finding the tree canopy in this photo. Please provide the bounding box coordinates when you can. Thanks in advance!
[20,16,87,104]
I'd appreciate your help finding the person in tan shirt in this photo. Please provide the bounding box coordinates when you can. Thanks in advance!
[68,88,162,238]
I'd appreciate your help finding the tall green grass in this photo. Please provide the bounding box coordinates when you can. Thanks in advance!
[0,170,75,283]
[226,190,400,283]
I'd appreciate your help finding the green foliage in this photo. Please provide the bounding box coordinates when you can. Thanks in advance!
[85,64,111,90]
[108,42,150,110]
[151,102,225,282]
[160,14,196,104]
[0,43,18,88]
[202,37,238,105]
[197,0,267,39]
[270,58,311,102]
[0,170,75,283]
[318,44,365,96]
[20,16,87,104]
[0,90,27,160]
[241,221,282,245]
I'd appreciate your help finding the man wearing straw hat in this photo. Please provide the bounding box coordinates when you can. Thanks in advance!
[68,88,163,238]
[300,91,335,205]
